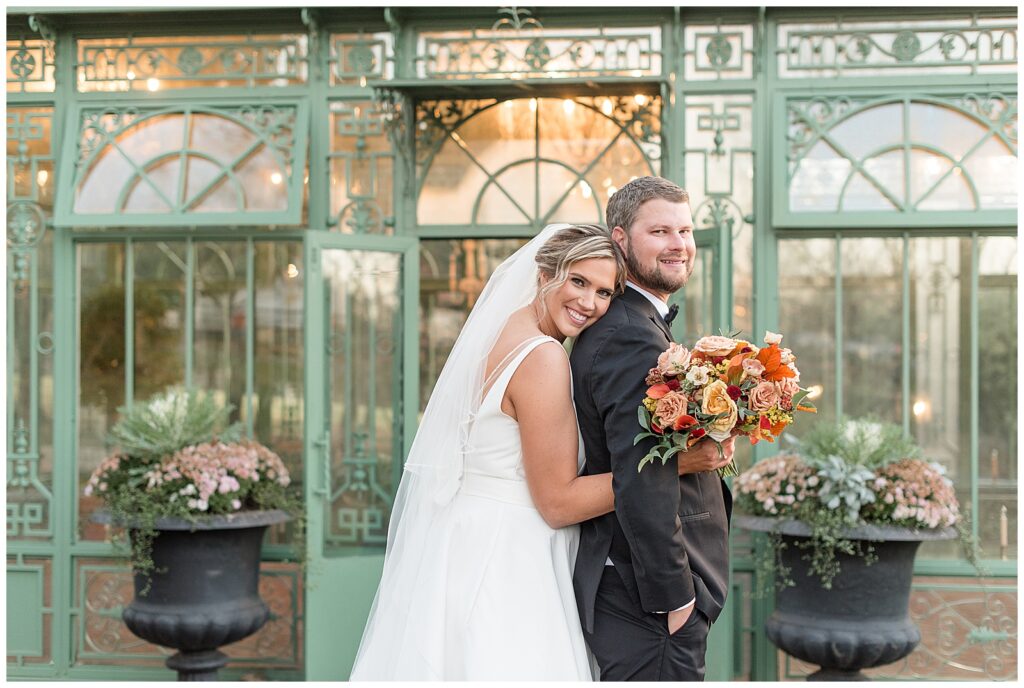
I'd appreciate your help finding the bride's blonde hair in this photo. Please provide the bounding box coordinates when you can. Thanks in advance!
[534,224,626,319]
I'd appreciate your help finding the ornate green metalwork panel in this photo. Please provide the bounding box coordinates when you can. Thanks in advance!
[75,34,308,91]
[316,245,408,549]
[330,31,394,85]
[776,15,1018,78]
[56,101,310,227]
[328,101,395,234]
[6,34,56,93]
[7,106,56,543]
[415,96,661,229]
[681,20,756,81]
[417,11,662,80]
[781,92,1017,224]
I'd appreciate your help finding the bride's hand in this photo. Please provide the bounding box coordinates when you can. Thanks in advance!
[677,435,735,475]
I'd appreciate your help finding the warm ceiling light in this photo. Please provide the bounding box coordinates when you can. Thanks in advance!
[270,172,283,185]
[562,99,575,115]
[806,384,824,400]
[146,78,160,92]
[634,94,647,106]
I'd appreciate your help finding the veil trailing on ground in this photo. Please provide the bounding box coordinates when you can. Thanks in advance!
[351,224,569,677]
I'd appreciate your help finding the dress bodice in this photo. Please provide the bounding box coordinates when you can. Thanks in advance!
[463,335,583,483]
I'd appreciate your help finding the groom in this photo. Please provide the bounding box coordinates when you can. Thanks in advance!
[570,177,734,681]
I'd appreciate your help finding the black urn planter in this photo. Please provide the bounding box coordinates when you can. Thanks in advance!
[736,516,956,681]
[98,509,290,681]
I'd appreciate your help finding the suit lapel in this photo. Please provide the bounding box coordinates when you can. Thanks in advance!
[619,288,673,342]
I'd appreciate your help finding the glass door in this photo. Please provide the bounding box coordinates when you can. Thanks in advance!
[303,233,418,680]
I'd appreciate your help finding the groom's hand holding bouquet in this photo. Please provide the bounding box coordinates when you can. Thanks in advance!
[635,331,816,477]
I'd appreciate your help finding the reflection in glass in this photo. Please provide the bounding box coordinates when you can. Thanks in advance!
[841,238,903,420]
[77,243,127,541]
[74,109,294,215]
[976,235,1017,559]
[132,242,187,402]
[323,250,401,549]
[253,242,304,546]
[778,238,837,434]
[193,241,248,425]
[789,98,1018,212]
[419,238,529,410]
[417,97,660,227]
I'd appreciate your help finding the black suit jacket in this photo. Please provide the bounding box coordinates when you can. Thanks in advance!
[570,287,732,633]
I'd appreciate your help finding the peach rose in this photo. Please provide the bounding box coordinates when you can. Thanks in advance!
[657,343,691,376]
[742,358,765,378]
[654,391,690,429]
[775,377,801,401]
[748,381,781,412]
[701,380,738,441]
[694,335,737,357]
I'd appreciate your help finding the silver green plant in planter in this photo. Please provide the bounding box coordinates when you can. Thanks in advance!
[85,387,303,680]
[733,417,976,680]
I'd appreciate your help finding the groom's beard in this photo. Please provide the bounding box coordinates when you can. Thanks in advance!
[623,241,692,295]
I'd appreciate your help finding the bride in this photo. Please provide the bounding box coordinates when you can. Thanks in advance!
[350,223,724,681]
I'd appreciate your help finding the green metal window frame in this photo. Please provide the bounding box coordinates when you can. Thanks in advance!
[54,98,311,228]
[772,88,1017,228]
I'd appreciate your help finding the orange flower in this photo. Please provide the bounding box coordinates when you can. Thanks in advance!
[647,383,672,400]
[673,414,698,431]
[755,343,796,382]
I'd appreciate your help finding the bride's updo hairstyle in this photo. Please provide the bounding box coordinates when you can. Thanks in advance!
[534,223,626,313]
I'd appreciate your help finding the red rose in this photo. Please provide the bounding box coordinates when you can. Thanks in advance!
[726,384,742,400]
[666,378,681,391]
[690,427,706,440]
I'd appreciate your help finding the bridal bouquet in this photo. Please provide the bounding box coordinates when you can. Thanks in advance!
[635,332,816,477]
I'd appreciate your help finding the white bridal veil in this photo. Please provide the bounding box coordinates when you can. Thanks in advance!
[351,223,570,676]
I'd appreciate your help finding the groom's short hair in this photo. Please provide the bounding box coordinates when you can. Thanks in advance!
[606,176,689,234]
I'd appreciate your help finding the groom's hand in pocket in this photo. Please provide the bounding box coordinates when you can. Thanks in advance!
[676,435,736,475]
[667,606,694,635]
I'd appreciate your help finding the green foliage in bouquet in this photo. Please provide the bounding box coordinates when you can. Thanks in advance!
[735,417,977,591]
[85,387,304,589]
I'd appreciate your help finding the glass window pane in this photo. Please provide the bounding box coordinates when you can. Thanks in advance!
[909,236,966,559]
[419,238,528,411]
[71,105,301,221]
[840,238,903,420]
[131,242,186,402]
[322,249,400,549]
[977,235,1017,559]
[416,96,659,227]
[252,241,304,549]
[778,237,836,434]
[193,241,248,423]
[77,243,127,542]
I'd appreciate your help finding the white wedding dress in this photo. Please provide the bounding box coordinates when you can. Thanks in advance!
[350,335,593,681]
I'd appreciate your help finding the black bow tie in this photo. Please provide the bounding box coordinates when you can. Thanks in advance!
[664,303,679,325]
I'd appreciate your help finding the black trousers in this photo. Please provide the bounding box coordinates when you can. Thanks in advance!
[583,567,709,682]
